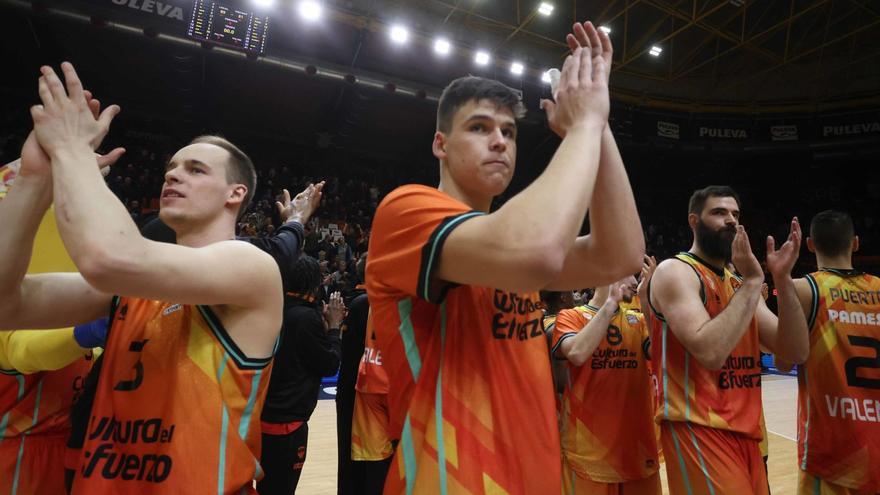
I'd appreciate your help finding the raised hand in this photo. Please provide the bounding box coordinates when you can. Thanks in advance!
[323,291,346,329]
[566,21,613,85]
[21,89,123,179]
[278,181,325,224]
[30,63,121,159]
[606,280,626,306]
[19,131,51,180]
[640,254,657,285]
[732,225,764,282]
[766,217,802,279]
[540,45,609,138]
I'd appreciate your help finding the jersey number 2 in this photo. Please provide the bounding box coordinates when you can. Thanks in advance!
[845,336,880,390]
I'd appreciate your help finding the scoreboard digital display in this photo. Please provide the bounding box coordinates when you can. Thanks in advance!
[187,0,269,54]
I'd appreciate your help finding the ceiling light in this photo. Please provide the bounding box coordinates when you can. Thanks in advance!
[510,62,524,75]
[298,0,321,20]
[541,71,552,83]
[434,38,451,55]
[390,25,409,44]
[599,26,611,35]
[538,2,554,16]
[253,0,275,6]
[475,51,490,66]
[649,45,663,56]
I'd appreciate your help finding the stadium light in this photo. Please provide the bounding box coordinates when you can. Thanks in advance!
[599,26,611,35]
[649,45,663,56]
[253,0,275,7]
[510,62,524,76]
[298,0,321,21]
[538,2,554,16]
[541,70,552,84]
[434,38,451,56]
[474,51,490,66]
[390,25,409,44]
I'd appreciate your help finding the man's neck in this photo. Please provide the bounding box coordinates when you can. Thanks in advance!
[588,286,610,308]
[174,219,235,248]
[437,170,492,212]
[815,254,853,271]
[689,243,726,272]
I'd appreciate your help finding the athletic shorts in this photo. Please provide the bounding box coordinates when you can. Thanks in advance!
[562,467,661,495]
[661,421,769,495]
[799,470,880,495]
[0,433,68,495]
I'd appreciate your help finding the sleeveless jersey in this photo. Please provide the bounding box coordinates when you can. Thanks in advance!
[649,252,763,440]
[797,269,880,492]
[355,308,389,395]
[552,304,659,482]
[72,297,273,494]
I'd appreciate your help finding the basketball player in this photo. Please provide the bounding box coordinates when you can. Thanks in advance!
[541,290,575,396]
[782,210,880,494]
[553,277,661,494]
[349,299,395,495]
[366,21,644,493]
[647,185,810,494]
[0,63,282,493]
[0,99,119,494]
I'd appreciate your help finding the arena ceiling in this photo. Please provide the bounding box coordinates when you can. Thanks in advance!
[0,0,878,159]
[322,0,880,110]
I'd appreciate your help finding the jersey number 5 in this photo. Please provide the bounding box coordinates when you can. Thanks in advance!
[845,336,880,390]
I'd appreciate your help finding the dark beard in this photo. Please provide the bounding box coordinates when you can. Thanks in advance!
[695,219,736,261]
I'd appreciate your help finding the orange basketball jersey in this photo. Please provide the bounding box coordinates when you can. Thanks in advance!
[352,308,394,461]
[552,304,659,483]
[648,252,763,439]
[71,297,273,494]
[356,308,389,395]
[1,355,93,494]
[797,269,880,492]
[366,185,560,495]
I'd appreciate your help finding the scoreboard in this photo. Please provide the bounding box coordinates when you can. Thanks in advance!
[187,0,269,54]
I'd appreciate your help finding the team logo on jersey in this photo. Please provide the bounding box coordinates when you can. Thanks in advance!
[491,291,543,341]
[162,304,182,316]
[626,314,639,326]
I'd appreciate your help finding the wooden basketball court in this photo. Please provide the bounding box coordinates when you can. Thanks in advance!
[297,374,800,494]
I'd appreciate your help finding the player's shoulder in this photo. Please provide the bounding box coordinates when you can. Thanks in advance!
[560,305,593,320]
[214,240,282,282]
[376,184,455,211]
[653,257,701,286]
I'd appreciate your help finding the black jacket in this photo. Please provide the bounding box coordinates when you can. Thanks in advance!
[261,298,341,423]
[241,221,304,294]
[336,292,368,406]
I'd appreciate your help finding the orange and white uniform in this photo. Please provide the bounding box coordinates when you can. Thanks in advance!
[70,297,272,494]
[552,304,660,494]
[351,308,394,461]
[366,185,561,494]
[0,166,96,495]
[648,252,767,495]
[796,269,880,494]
